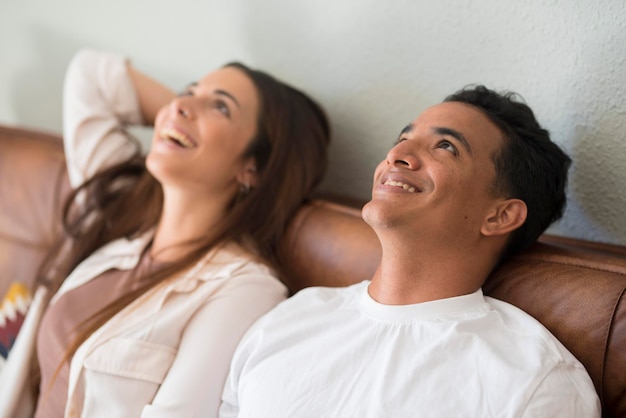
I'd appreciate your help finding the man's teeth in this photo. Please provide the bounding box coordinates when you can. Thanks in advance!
[161,128,194,148]
[384,179,416,193]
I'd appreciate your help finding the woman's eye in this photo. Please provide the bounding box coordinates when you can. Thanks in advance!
[214,100,231,117]
[438,140,458,155]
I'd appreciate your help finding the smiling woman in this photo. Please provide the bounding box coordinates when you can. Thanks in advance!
[15,48,330,418]
[147,66,261,207]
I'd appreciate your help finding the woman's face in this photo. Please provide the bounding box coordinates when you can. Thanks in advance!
[147,67,260,199]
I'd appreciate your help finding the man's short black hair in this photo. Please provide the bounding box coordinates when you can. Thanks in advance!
[445,85,571,261]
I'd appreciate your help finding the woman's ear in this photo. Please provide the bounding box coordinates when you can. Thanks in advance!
[481,199,527,237]
[236,158,259,189]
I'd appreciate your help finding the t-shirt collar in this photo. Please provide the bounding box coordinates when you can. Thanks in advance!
[360,283,489,322]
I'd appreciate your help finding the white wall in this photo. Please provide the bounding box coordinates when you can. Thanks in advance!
[1,0,625,245]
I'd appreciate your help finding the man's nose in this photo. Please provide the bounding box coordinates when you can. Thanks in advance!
[386,141,421,169]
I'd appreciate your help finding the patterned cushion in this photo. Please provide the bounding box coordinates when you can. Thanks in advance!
[0,283,32,365]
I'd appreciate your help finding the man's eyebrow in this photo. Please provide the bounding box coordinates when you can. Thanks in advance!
[397,123,413,141]
[433,126,472,155]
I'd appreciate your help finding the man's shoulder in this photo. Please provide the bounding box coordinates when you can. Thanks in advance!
[484,295,552,335]
[257,280,368,321]
[484,295,582,365]
[294,280,367,300]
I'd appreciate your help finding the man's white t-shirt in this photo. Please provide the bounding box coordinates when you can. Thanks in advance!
[220,281,600,418]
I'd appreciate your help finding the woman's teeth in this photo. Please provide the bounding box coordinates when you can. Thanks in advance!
[384,179,416,193]
[160,128,194,148]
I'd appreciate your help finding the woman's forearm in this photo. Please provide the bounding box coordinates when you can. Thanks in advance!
[127,64,176,126]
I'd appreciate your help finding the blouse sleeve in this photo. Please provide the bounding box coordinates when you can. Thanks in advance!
[140,270,288,418]
[62,49,145,188]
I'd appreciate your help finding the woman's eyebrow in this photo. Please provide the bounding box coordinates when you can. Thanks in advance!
[184,83,240,109]
[215,89,241,108]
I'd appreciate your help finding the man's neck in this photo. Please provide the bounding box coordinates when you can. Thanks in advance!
[367,238,492,305]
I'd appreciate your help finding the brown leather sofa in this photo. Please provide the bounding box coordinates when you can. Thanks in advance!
[1,124,625,417]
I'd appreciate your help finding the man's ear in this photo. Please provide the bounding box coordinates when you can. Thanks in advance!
[236,158,259,189]
[481,199,527,237]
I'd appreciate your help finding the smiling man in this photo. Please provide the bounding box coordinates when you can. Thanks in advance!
[219,86,601,417]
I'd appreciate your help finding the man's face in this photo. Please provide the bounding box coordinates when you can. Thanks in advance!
[362,101,506,246]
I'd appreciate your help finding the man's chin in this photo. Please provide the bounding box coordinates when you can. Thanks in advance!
[361,198,395,229]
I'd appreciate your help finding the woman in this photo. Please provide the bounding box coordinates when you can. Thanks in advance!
[29,49,330,417]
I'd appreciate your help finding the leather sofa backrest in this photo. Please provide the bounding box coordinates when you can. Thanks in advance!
[0,125,70,298]
[2,125,625,417]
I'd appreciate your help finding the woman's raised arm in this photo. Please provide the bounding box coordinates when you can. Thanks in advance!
[62,49,174,188]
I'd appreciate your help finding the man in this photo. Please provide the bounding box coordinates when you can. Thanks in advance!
[219,86,601,417]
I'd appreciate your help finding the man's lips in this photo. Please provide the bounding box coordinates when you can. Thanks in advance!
[379,173,421,193]
[383,179,417,193]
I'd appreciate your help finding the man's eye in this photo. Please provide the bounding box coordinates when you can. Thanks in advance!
[438,140,458,155]
[178,90,193,97]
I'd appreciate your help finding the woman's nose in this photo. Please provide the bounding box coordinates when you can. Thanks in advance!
[172,96,194,119]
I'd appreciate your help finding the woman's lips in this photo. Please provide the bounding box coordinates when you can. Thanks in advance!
[159,127,197,148]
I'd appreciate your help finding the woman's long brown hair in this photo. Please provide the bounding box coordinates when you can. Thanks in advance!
[37,62,330,380]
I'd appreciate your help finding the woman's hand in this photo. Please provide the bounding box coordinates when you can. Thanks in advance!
[127,64,176,126]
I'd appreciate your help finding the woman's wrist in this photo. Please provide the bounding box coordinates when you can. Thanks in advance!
[126,64,176,125]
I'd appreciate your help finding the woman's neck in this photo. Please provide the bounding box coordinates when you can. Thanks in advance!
[150,187,231,262]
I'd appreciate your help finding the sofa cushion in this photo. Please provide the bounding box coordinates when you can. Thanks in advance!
[2,124,625,417]
[0,125,70,298]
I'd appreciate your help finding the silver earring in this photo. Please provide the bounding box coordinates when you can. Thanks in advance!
[239,181,250,195]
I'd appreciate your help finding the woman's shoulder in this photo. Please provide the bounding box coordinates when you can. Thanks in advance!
[181,245,288,314]
[192,243,282,287]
